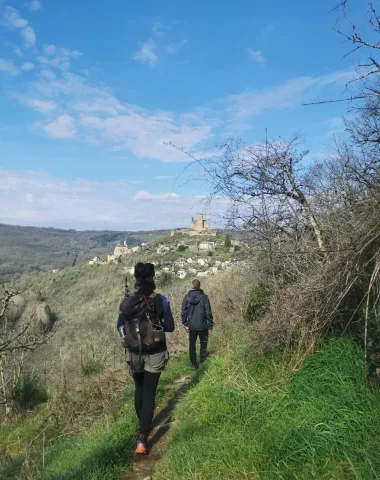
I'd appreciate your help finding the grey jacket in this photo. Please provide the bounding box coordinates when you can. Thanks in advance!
[181,289,213,331]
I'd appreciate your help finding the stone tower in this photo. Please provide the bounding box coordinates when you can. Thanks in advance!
[191,213,208,233]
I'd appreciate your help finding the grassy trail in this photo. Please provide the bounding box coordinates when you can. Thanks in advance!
[4,336,379,480]
[0,354,195,480]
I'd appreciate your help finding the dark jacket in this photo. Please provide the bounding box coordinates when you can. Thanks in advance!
[181,289,213,331]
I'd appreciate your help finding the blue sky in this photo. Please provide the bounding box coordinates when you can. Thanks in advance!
[0,0,369,230]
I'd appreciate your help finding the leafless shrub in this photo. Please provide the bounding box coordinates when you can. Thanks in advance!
[246,196,380,365]
[0,287,54,418]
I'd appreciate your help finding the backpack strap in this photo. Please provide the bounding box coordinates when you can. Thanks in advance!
[143,295,152,311]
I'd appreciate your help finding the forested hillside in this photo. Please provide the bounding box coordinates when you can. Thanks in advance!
[0,224,168,282]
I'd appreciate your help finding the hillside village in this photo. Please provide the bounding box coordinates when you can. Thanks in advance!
[99,214,246,281]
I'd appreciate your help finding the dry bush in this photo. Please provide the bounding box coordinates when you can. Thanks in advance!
[250,197,380,365]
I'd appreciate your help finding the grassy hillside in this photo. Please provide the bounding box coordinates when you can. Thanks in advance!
[155,337,380,480]
[0,223,168,282]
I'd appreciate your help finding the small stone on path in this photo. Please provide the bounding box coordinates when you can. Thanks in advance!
[173,375,191,385]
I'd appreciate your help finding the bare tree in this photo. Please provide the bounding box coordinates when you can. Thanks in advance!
[334,1,380,84]
[203,134,327,253]
[306,2,380,195]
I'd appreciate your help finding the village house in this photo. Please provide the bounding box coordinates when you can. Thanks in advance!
[187,257,194,264]
[197,271,208,277]
[175,260,187,268]
[88,257,100,265]
[198,258,207,266]
[177,270,187,279]
[157,245,170,254]
[199,241,215,251]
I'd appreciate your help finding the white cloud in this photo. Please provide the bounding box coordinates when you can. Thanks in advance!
[8,20,353,166]
[13,47,24,57]
[21,26,36,46]
[0,58,18,75]
[133,40,158,66]
[73,97,125,116]
[80,109,212,162]
[155,175,172,180]
[1,7,36,46]
[1,7,28,28]
[20,61,35,71]
[225,70,353,121]
[19,49,352,162]
[44,44,57,56]
[247,48,265,64]
[131,190,179,202]
[21,69,212,159]
[166,40,187,55]
[152,21,170,38]
[19,97,56,113]
[40,69,56,80]
[37,46,81,70]
[27,1,41,11]
[0,169,225,230]
[39,114,76,138]
[325,116,345,136]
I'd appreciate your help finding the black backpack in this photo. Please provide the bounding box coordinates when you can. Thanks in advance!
[119,293,165,355]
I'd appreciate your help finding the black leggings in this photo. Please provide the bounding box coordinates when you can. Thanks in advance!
[132,371,161,436]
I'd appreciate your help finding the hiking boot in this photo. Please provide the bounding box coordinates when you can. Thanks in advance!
[135,433,149,455]
[191,363,199,370]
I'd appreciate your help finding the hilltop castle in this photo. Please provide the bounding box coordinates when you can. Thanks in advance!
[171,214,216,237]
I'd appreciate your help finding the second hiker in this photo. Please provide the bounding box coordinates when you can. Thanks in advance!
[181,279,213,369]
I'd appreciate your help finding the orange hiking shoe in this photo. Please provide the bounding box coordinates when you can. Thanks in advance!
[135,433,149,455]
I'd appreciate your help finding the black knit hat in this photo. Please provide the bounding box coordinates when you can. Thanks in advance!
[134,262,155,280]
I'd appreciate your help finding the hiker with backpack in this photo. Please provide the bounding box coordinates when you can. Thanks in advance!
[181,279,213,369]
[117,262,174,455]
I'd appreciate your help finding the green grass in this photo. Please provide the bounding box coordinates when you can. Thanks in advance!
[81,358,106,376]
[155,338,380,480]
[0,353,192,480]
[10,373,49,410]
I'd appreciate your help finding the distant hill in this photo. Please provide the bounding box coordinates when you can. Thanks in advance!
[0,224,169,282]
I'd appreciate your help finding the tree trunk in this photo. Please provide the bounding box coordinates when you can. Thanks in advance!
[0,356,10,415]
[285,165,327,253]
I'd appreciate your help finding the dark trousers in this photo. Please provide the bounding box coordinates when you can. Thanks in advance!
[189,329,209,366]
[132,371,161,436]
